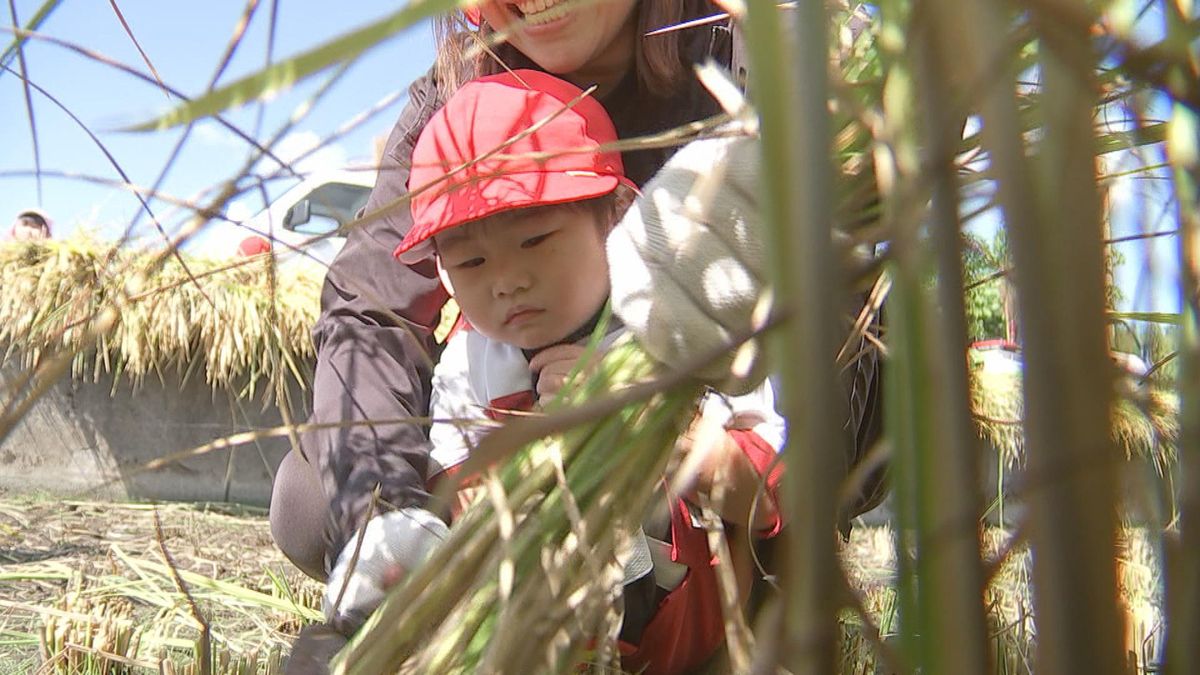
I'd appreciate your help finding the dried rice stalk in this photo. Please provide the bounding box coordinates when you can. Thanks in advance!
[39,578,144,674]
[333,337,703,674]
[0,235,320,402]
[969,365,1178,470]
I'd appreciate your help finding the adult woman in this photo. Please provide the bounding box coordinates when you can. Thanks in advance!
[272,0,735,592]
[272,0,884,665]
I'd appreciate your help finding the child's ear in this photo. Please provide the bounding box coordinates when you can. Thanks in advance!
[613,183,637,216]
[435,256,456,296]
[600,184,638,235]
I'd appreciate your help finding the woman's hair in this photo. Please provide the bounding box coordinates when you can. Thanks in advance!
[432,0,698,103]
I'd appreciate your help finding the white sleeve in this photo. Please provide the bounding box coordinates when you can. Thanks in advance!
[699,376,787,452]
[428,330,490,477]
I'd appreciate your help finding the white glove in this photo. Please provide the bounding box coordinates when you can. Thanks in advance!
[323,507,449,631]
[607,135,768,395]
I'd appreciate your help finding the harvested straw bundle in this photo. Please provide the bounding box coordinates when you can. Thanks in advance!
[969,365,1178,471]
[0,236,321,401]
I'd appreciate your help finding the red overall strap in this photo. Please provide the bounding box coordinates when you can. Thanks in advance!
[484,390,537,421]
[619,498,726,675]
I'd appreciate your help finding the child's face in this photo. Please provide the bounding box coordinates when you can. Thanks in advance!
[435,205,610,350]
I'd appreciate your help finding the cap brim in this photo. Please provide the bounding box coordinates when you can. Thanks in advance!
[395,171,628,264]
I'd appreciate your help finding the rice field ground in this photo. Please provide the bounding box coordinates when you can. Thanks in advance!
[0,490,1167,674]
[0,490,322,674]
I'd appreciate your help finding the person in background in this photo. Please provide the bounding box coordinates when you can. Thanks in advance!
[10,209,52,241]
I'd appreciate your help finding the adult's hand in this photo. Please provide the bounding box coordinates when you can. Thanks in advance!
[606,135,768,395]
[322,507,449,634]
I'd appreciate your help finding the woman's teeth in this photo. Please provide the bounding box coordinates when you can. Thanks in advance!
[515,0,569,25]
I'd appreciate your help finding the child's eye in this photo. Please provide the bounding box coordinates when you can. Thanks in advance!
[521,232,554,248]
[456,257,485,269]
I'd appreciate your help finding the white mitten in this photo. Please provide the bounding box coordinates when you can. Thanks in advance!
[607,135,768,395]
[323,507,449,631]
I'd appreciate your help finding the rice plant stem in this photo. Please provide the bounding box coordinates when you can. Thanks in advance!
[838,569,909,675]
[106,0,168,98]
[153,508,210,675]
[914,1,992,670]
[744,1,845,671]
[0,62,216,313]
[60,641,158,670]
[1015,2,1127,670]
[696,497,754,673]
[6,0,41,207]
[0,26,295,170]
[1164,0,1200,669]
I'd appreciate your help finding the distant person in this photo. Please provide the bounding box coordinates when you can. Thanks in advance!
[10,209,51,241]
[237,234,273,257]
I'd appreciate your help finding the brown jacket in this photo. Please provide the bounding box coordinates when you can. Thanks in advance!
[307,9,734,570]
[306,5,885,572]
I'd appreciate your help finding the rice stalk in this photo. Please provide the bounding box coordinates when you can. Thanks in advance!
[970,365,1179,470]
[110,550,323,623]
[873,0,993,668]
[128,0,466,132]
[1009,1,1127,671]
[38,577,144,674]
[165,642,286,675]
[331,338,702,674]
[1164,0,1200,670]
[741,1,851,672]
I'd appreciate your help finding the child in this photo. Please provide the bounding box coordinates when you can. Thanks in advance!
[328,69,786,675]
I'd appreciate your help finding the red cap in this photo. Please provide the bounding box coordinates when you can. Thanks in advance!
[395,69,633,264]
[237,235,272,257]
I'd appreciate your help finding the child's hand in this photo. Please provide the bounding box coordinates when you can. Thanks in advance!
[323,508,448,634]
[529,344,590,403]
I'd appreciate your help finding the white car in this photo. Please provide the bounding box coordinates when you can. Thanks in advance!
[199,169,374,268]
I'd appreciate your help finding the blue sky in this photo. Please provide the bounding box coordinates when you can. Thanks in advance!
[1,1,436,246]
[959,0,1184,315]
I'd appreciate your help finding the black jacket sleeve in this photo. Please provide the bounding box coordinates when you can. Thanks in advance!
[307,69,448,568]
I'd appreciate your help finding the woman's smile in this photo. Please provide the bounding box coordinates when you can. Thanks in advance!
[511,0,572,26]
